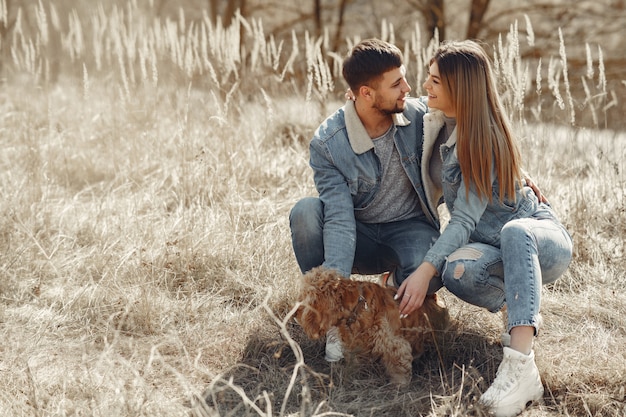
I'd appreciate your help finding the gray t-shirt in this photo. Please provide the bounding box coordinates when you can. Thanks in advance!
[356,126,423,223]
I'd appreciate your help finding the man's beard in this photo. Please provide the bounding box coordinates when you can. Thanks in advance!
[374,97,405,115]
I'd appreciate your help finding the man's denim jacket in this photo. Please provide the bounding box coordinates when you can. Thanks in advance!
[421,110,540,272]
[309,98,439,277]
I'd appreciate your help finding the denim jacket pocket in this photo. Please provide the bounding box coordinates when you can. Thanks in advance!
[442,165,461,210]
[349,176,378,209]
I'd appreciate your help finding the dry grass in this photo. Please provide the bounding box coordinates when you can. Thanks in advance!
[0,2,625,416]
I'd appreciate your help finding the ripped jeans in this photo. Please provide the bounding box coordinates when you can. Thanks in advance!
[441,212,573,334]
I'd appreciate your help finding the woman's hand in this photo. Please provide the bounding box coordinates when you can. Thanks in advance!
[345,88,356,101]
[395,262,438,318]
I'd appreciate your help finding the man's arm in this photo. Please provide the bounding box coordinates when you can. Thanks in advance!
[309,139,357,277]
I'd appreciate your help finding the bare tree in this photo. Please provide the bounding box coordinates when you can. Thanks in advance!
[208,0,218,23]
[405,0,490,40]
[407,0,445,39]
[332,0,350,51]
[467,0,490,39]
[314,0,321,37]
[222,0,246,26]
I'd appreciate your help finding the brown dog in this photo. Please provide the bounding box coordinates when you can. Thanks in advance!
[295,266,449,385]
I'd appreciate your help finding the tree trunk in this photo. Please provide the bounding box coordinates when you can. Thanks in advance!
[224,0,246,27]
[207,0,218,24]
[406,0,445,40]
[332,0,350,51]
[426,0,445,40]
[467,0,490,39]
[314,0,321,38]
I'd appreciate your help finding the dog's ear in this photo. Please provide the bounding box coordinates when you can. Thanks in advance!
[297,296,328,339]
[296,277,323,339]
[337,281,361,311]
[296,267,349,339]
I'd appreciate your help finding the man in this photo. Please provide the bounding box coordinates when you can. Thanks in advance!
[289,39,443,361]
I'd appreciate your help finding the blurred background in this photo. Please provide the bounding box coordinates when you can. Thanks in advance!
[1,0,624,129]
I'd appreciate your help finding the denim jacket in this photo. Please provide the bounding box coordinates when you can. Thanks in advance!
[309,98,439,276]
[421,110,540,272]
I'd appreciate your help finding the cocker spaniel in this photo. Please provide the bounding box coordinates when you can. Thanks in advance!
[295,266,449,385]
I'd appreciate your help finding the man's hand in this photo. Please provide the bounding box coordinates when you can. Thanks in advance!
[524,176,548,204]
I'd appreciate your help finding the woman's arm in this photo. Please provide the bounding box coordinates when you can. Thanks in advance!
[396,170,490,316]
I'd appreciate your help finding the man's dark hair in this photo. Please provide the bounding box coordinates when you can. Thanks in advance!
[342,39,404,91]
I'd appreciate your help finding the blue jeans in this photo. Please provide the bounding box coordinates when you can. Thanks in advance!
[290,197,442,291]
[441,206,573,333]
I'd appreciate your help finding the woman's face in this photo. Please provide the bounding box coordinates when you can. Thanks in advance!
[423,61,456,117]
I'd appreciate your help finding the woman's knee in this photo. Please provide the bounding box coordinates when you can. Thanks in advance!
[500,220,534,250]
[441,245,505,311]
[500,218,572,284]
[442,258,475,294]
[441,245,489,287]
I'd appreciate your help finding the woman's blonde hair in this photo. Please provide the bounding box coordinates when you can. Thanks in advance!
[432,40,522,202]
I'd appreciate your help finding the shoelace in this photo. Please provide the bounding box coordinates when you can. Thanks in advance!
[491,359,526,392]
[326,327,343,349]
[327,332,340,344]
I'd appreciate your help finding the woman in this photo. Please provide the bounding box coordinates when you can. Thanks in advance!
[396,40,573,417]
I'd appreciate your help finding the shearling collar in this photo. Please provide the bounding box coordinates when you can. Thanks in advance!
[423,109,457,149]
[421,109,457,219]
[344,100,411,154]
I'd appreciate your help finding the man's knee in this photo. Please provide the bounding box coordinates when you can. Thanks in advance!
[290,197,323,231]
[290,198,325,274]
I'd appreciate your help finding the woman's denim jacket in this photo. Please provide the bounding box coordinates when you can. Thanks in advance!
[309,98,439,277]
[421,110,540,272]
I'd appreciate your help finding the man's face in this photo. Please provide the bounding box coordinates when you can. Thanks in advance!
[371,65,411,115]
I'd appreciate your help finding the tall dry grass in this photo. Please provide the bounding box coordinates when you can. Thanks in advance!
[0,2,625,416]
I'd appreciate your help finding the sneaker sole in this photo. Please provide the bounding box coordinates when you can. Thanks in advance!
[489,385,544,417]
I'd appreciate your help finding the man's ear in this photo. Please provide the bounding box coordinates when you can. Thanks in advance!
[358,85,373,100]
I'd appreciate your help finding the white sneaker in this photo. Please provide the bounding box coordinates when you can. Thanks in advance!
[324,326,344,362]
[479,347,544,417]
[379,270,397,288]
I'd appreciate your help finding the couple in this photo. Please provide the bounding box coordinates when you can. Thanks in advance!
[289,39,573,417]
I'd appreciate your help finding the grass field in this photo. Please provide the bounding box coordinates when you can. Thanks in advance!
[1,3,625,416]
